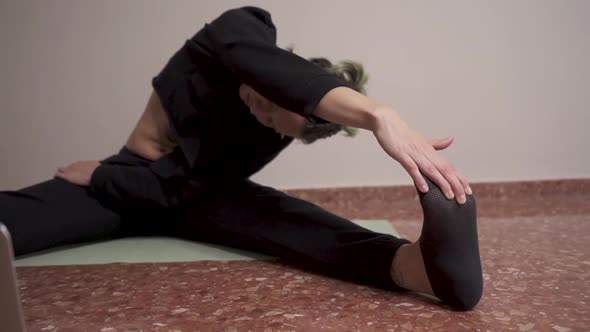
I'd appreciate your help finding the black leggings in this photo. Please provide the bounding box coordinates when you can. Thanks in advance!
[0,147,410,290]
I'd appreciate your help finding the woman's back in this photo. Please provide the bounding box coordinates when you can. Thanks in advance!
[125,90,178,161]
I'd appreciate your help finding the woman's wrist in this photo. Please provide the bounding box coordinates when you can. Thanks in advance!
[371,105,408,133]
[313,87,384,131]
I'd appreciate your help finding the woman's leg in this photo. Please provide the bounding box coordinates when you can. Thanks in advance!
[0,178,124,256]
[0,147,161,256]
[171,177,483,310]
[169,179,412,291]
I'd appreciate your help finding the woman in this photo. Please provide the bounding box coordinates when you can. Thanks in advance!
[0,6,482,310]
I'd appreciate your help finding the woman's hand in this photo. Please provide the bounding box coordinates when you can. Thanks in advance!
[372,106,472,204]
[54,160,100,186]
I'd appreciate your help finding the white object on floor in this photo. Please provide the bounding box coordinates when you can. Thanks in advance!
[0,224,26,332]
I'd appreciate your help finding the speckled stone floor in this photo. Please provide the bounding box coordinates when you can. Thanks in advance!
[15,179,590,331]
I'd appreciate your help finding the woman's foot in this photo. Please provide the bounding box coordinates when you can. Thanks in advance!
[391,176,483,310]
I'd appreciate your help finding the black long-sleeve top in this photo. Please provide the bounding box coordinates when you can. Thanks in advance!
[89,6,349,210]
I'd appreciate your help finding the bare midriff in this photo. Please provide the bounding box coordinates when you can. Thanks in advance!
[125,90,178,161]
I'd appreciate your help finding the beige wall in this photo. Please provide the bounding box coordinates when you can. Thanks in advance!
[1,0,588,190]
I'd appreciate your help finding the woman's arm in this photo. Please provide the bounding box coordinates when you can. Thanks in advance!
[188,6,348,122]
[313,86,472,205]
[313,87,383,131]
[55,161,190,210]
[55,147,209,210]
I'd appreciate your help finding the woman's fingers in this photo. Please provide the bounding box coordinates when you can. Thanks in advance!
[427,152,468,204]
[442,164,466,204]
[422,135,467,200]
[56,164,72,180]
[400,144,456,201]
[410,147,468,204]
[415,153,454,199]
[55,167,77,184]
[456,171,473,195]
[399,155,428,193]
[54,170,65,179]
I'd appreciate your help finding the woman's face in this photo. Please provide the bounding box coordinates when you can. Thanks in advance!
[239,84,306,138]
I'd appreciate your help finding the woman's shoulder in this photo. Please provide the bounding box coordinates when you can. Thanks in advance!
[212,6,276,32]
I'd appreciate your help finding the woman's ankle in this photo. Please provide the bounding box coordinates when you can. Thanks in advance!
[391,242,434,295]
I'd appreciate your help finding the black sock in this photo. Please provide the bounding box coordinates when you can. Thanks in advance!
[417,175,483,310]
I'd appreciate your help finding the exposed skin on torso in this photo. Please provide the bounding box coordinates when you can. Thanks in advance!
[125,90,178,161]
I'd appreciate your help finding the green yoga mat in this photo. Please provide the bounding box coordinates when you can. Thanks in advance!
[15,220,399,267]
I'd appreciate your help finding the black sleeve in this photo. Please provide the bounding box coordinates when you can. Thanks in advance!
[88,149,211,210]
[187,6,349,121]
[89,165,174,209]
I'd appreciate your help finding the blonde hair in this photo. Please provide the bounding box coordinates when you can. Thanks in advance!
[309,58,368,138]
[287,45,367,143]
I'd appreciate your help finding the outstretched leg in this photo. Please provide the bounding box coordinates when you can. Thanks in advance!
[170,179,412,290]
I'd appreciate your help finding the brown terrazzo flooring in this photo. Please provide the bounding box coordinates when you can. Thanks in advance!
[16,178,590,331]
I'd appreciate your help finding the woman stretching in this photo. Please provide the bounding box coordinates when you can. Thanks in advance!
[0,6,482,310]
